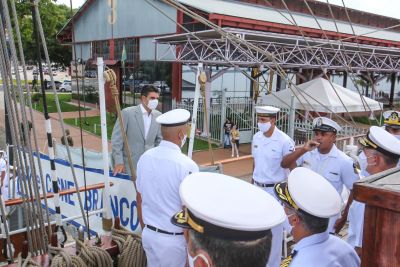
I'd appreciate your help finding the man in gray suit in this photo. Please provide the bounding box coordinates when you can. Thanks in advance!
[111,85,162,175]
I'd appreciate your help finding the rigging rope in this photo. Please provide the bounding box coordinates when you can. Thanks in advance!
[103,69,137,184]
[0,16,38,256]
[32,0,90,236]
[9,0,52,241]
[68,0,91,237]
[162,0,363,127]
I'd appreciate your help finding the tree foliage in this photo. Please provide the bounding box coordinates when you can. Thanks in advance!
[14,0,75,66]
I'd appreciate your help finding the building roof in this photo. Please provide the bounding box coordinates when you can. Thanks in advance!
[179,0,400,42]
[57,0,400,46]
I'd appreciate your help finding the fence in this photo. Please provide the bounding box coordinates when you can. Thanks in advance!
[173,96,368,146]
[173,97,254,144]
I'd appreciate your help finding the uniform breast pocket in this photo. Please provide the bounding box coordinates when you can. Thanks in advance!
[269,147,282,160]
[326,170,341,182]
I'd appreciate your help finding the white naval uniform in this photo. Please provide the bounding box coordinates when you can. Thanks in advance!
[296,144,359,232]
[252,128,295,195]
[136,140,199,267]
[252,128,294,267]
[289,232,360,267]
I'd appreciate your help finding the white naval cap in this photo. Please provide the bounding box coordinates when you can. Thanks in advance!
[312,117,342,133]
[156,108,190,127]
[383,110,400,129]
[255,106,280,116]
[171,172,286,241]
[358,126,400,158]
[274,167,341,218]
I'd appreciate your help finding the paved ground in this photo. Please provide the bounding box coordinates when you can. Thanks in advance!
[0,90,253,177]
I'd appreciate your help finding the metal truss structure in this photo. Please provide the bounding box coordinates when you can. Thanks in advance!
[155,28,400,73]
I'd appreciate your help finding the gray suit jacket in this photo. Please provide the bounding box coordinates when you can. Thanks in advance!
[111,105,162,173]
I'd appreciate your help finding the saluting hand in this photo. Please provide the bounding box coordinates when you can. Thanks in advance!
[303,140,320,151]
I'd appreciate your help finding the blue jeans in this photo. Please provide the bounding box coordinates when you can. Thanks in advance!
[224,133,231,147]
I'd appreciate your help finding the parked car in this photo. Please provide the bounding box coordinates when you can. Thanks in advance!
[58,80,72,92]
[153,80,170,93]
[85,70,97,78]
[122,79,142,92]
[45,80,62,90]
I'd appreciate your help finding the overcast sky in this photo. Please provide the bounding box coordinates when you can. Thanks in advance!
[56,0,400,20]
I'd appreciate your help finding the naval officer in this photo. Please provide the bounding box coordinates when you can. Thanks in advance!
[274,167,360,267]
[382,110,400,140]
[251,105,295,267]
[136,108,199,267]
[281,117,359,233]
[171,172,286,267]
[346,126,400,256]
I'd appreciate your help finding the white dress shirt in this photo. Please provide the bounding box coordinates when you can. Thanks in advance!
[136,140,199,233]
[140,104,152,139]
[296,144,359,194]
[252,128,295,184]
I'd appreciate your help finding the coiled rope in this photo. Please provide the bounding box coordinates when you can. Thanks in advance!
[111,227,147,267]
[74,239,113,267]
[16,252,40,267]
[48,244,87,267]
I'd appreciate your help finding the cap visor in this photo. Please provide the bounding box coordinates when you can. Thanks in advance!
[274,182,293,208]
[171,210,191,229]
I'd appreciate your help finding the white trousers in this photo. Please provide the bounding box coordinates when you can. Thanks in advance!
[254,184,285,267]
[142,227,187,267]
[347,200,365,248]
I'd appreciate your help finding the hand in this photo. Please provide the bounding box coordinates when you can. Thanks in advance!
[333,214,347,234]
[113,164,125,175]
[303,140,320,151]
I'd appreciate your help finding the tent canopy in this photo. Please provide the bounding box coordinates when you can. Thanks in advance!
[261,78,382,113]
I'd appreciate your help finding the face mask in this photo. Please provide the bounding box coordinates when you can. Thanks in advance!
[358,152,368,173]
[258,122,271,133]
[187,252,210,267]
[180,134,187,148]
[147,99,158,110]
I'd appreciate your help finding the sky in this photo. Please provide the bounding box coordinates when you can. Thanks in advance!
[56,0,400,20]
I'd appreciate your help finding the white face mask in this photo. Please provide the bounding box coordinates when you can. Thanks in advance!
[180,134,187,148]
[187,252,210,267]
[258,122,271,133]
[147,99,158,110]
[358,152,368,173]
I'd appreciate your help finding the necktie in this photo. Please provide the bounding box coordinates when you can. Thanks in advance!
[280,250,297,267]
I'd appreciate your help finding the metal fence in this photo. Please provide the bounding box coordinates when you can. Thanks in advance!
[173,96,368,145]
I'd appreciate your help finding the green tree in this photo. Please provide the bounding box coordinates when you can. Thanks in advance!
[14,0,75,66]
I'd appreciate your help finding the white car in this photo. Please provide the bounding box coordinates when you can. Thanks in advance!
[59,81,72,92]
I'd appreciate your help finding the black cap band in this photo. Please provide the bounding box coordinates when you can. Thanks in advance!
[313,125,337,133]
[359,133,400,159]
[171,209,270,241]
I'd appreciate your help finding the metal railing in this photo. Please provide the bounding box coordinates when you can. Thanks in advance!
[174,97,369,145]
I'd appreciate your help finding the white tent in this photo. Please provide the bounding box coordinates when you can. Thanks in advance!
[260,78,383,113]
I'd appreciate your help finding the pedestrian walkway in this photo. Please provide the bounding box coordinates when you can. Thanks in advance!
[0,90,254,177]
